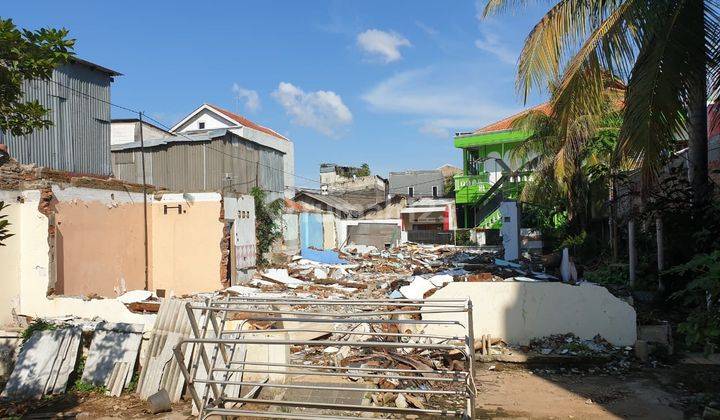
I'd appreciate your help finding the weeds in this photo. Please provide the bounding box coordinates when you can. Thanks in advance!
[21,319,56,343]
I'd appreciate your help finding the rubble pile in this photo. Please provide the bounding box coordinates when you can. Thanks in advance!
[240,243,559,304]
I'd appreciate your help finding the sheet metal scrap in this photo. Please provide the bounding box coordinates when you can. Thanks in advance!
[174,297,477,419]
[81,322,143,397]
[1,327,81,399]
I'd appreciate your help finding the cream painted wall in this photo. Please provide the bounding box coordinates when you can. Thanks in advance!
[8,190,156,330]
[424,282,636,346]
[0,191,22,327]
[150,193,225,296]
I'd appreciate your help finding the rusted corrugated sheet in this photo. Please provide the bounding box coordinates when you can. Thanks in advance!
[1,62,113,176]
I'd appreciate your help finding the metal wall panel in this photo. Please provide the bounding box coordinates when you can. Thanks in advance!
[1,62,113,175]
[110,133,285,197]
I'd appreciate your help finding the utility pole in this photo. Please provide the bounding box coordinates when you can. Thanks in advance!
[139,112,149,291]
[656,215,665,292]
[628,218,636,288]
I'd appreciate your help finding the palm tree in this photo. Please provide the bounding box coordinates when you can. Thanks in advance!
[483,0,719,206]
[510,82,625,233]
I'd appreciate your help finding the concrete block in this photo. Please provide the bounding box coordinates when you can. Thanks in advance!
[423,282,637,346]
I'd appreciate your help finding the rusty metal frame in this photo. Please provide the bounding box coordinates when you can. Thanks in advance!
[174,296,476,419]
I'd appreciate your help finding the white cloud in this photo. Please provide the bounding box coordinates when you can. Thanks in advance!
[231,83,260,112]
[272,82,353,137]
[474,0,519,66]
[362,66,519,139]
[356,29,411,63]
[475,31,518,65]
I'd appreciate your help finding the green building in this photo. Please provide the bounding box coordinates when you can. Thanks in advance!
[454,103,549,229]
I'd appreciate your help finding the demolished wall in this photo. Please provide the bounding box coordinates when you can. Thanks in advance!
[51,186,149,296]
[150,193,225,296]
[425,282,637,346]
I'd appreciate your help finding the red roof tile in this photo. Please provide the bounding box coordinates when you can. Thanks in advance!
[206,104,289,141]
[474,103,552,134]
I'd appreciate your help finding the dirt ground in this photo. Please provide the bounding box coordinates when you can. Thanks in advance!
[3,362,718,419]
[474,362,719,419]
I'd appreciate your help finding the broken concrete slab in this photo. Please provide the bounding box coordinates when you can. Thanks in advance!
[1,327,81,399]
[398,276,436,300]
[261,269,307,289]
[424,282,637,346]
[81,322,143,393]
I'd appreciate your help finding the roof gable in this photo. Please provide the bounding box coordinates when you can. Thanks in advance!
[170,104,288,141]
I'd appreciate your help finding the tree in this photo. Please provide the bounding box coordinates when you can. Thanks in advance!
[510,82,625,234]
[250,187,284,266]
[0,201,12,246]
[483,0,719,207]
[357,163,371,177]
[0,18,75,136]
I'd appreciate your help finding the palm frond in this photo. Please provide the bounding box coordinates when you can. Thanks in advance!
[618,0,703,179]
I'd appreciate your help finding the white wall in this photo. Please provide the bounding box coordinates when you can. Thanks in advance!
[235,127,295,198]
[335,219,402,249]
[0,191,22,327]
[176,109,236,132]
[110,122,136,145]
[424,282,636,346]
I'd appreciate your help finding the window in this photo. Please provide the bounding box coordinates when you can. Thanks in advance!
[432,186,438,198]
[408,187,414,197]
[199,122,206,129]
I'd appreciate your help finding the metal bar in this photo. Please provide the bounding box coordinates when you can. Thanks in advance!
[203,408,460,419]
[227,360,467,376]
[179,338,464,351]
[193,316,462,326]
[189,305,468,317]
[174,297,475,419]
[193,379,464,395]
[220,397,464,416]
[184,301,223,403]
[211,368,464,382]
[218,328,463,341]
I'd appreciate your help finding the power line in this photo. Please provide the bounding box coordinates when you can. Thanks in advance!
[42,78,323,187]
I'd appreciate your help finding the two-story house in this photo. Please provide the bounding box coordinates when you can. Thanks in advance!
[454,103,549,228]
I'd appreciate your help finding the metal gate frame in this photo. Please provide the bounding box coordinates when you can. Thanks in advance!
[174,297,476,419]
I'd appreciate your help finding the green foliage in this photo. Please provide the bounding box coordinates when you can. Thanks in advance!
[0,18,75,136]
[454,229,473,246]
[69,355,105,394]
[21,319,56,343]
[558,230,587,251]
[126,370,140,392]
[251,187,284,267]
[357,163,371,177]
[0,201,13,246]
[666,251,720,351]
[443,176,455,198]
[585,264,629,286]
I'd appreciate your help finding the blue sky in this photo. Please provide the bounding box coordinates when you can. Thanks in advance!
[6,0,549,187]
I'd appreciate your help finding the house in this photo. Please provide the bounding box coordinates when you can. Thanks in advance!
[0,58,121,176]
[111,129,285,200]
[293,188,387,219]
[401,197,457,231]
[111,118,172,145]
[389,170,445,199]
[320,163,388,194]
[437,164,462,179]
[170,103,294,197]
[454,103,550,228]
[111,104,292,201]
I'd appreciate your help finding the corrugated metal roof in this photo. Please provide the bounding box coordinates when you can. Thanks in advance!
[110,129,227,151]
[137,299,192,402]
